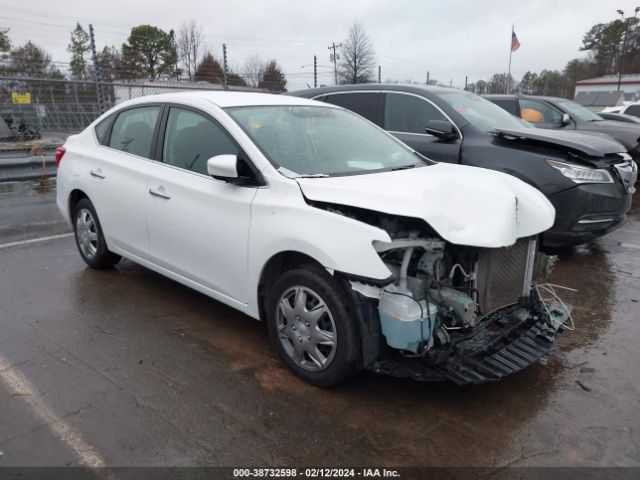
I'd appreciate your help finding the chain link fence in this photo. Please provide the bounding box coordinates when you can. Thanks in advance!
[0,76,261,141]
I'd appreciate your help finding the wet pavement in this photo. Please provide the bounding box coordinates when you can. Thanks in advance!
[0,181,639,468]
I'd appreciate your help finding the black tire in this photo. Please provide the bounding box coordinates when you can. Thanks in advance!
[73,198,121,269]
[265,263,362,387]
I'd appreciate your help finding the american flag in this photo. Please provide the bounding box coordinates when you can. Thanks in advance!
[511,30,521,52]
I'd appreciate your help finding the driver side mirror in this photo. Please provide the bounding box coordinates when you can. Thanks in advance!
[425,120,458,140]
[561,113,571,125]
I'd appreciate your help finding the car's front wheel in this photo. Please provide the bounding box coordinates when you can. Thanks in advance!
[73,198,121,269]
[265,263,362,386]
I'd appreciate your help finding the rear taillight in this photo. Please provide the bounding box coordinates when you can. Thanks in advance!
[54,146,66,167]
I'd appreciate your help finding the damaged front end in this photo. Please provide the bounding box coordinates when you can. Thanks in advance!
[348,229,573,385]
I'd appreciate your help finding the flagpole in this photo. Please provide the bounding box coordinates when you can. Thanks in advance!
[506,24,514,94]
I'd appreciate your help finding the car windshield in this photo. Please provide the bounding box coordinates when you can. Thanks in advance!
[226,105,427,177]
[438,90,531,133]
[555,99,603,122]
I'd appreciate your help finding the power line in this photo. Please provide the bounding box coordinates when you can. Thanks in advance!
[0,4,131,29]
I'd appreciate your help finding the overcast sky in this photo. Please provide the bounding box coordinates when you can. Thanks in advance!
[2,0,638,90]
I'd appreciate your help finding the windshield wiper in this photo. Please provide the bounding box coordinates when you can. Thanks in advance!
[295,173,330,178]
[390,164,416,171]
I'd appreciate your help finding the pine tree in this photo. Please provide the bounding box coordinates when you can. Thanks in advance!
[227,72,248,87]
[194,52,224,83]
[258,60,287,91]
[67,23,90,79]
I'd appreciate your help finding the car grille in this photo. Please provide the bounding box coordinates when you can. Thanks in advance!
[476,238,533,315]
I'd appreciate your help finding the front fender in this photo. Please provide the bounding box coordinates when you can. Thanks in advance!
[246,186,392,318]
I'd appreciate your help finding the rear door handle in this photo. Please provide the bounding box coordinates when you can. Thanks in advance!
[90,169,106,179]
[149,187,171,200]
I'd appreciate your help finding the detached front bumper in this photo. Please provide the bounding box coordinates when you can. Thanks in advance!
[543,182,632,247]
[369,302,564,385]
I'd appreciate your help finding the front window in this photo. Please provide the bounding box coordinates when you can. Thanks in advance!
[555,99,602,122]
[226,105,427,177]
[162,107,239,175]
[438,90,530,133]
[519,99,564,124]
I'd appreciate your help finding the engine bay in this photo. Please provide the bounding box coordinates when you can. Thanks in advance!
[314,202,573,384]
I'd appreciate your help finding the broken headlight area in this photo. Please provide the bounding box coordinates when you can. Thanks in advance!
[349,233,574,385]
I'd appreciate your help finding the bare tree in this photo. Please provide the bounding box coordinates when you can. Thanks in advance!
[242,54,265,88]
[339,22,375,84]
[178,20,204,80]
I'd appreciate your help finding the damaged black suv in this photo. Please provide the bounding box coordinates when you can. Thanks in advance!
[291,85,637,248]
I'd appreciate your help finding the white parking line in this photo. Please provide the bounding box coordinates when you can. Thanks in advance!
[0,354,106,468]
[0,233,73,250]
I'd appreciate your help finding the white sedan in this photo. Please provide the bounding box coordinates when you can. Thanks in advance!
[56,91,564,386]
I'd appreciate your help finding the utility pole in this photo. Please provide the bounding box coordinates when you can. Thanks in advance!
[378,65,381,83]
[426,71,430,85]
[464,76,468,90]
[313,55,318,88]
[222,43,229,90]
[616,7,640,91]
[328,42,342,85]
[89,24,105,112]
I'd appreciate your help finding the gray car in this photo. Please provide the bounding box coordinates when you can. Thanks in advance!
[485,94,640,162]
[598,112,640,124]
[292,85,637,247]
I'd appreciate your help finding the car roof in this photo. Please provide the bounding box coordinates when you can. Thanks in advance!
[521,95,568,103]
[290,83,455,98]
[484,94,568,103]
[483,94,516,100]
[118,90,324,109]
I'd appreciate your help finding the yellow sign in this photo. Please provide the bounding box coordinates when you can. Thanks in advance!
[11,92,31,104]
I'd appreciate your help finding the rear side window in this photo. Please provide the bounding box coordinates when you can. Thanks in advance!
[491,99,519,116]
[94,115,113,145]
[323,92,381,124]
[384,92,446,134]
[162,107,239,175]
[108,106,161,158]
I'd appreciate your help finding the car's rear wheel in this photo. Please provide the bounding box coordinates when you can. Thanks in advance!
[265,263,362,386]
[73,198,121,269]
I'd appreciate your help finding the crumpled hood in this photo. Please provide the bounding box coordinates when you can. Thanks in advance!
[297,163,555,248]
[494,127,626,156]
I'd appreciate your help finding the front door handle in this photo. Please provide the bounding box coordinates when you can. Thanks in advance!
[90,169,106,179]
[149,187,171,200]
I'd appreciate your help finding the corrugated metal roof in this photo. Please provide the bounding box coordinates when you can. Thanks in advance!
[576,74,640,85]
[574,90,625,106]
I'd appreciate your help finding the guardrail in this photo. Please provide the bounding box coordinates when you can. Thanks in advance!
[0,146,58,182]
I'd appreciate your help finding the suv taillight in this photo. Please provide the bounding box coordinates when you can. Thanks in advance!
[54,146,66,167]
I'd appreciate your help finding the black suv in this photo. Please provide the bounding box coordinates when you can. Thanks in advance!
[291,85,637,247]
[485,94,640,162]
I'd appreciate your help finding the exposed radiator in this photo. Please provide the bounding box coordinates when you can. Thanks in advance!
[476,238,536,315]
